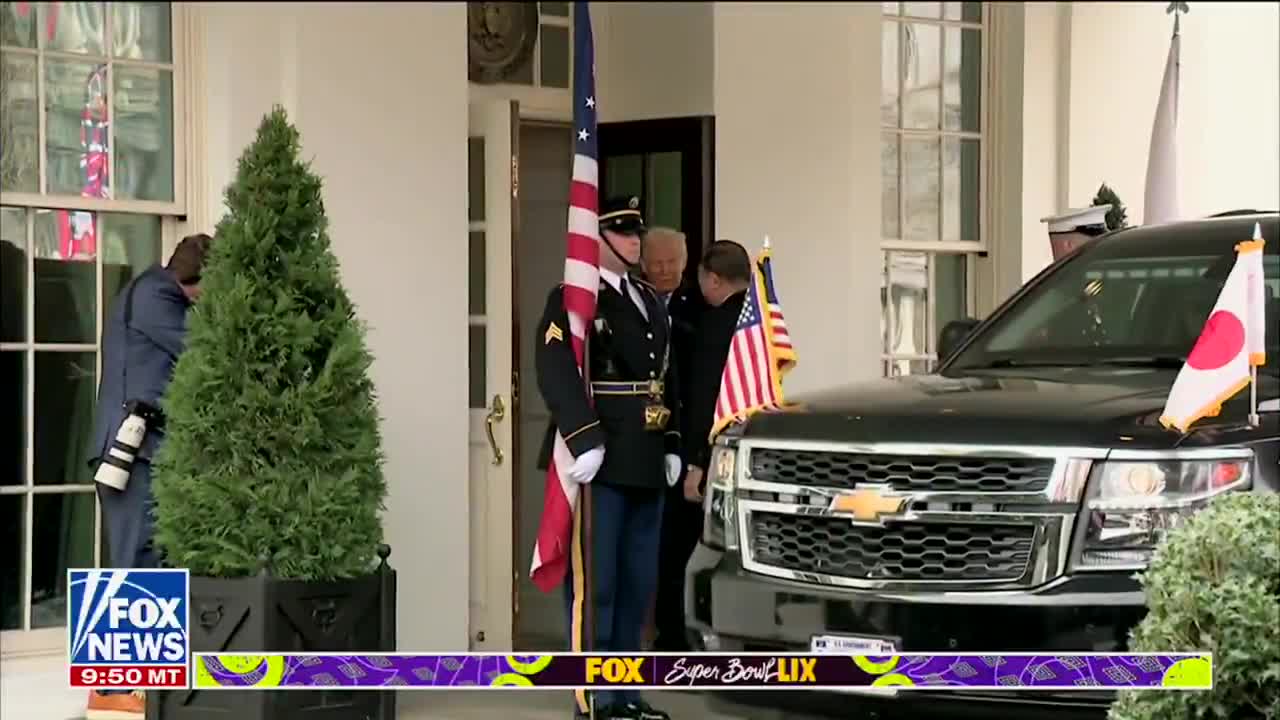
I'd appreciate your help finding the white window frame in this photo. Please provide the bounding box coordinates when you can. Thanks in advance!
[0,1,189,657]
[880,2,989,377]
[468,4,574,123]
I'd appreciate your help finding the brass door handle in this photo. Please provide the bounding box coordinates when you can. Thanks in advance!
[485,394,505,466]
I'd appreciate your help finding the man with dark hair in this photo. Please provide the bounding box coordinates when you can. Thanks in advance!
[653,239,752,651]
[83,232,212,720]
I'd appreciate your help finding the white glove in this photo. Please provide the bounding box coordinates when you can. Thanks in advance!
[665,454,683,487]
[569,446,605,484]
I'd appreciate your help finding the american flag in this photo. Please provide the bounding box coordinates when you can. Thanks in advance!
[530,0,601,593]
[709,244,797,440]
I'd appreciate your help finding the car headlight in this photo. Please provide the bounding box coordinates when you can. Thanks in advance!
[1070,455,1252,570]
[702,442,739,551]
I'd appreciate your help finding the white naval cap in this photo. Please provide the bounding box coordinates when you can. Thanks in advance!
[1040,205,1111,234]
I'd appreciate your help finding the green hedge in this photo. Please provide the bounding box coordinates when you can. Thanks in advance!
[151,106,386,581]
[1109,491,1280,720]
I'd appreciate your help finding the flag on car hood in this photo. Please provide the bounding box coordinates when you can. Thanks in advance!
[1159,224,1267,432]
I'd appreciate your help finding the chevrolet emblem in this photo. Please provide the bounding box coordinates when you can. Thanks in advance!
[829,487,909,524]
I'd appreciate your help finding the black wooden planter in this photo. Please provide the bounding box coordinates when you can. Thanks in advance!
[148,545,396,720]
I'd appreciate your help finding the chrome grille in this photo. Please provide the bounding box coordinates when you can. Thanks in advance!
[749,512,1035,582]
[749,448,1054,493]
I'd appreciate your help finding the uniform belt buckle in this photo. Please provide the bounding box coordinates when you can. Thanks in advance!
[647,380,662,397]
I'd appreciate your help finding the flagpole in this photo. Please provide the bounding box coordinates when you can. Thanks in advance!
[1248,366,1260,427]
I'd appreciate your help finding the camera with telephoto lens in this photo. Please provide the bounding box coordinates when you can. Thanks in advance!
[93,400,163,491]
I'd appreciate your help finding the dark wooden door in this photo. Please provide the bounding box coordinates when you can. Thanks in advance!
[598,116,715,283]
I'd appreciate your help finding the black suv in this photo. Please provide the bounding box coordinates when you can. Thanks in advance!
[687,213,1279,718]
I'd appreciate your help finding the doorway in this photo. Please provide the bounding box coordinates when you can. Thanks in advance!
[513,121,575,650]
[599,116,715,280]
[508,118,718,649]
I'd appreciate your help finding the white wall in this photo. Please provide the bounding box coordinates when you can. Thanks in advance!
[1018,2,1068,282]
[593,1,714,122]
[713,2,883,392]
[199,1,469,650]
[1021,1,1280,281]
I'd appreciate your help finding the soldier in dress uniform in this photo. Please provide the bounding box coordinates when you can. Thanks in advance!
[535,195,683,720]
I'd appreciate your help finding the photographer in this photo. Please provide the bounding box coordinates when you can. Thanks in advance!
[82,232,211,719]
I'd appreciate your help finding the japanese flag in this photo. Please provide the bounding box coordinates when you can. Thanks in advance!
[1160,224,1267,432]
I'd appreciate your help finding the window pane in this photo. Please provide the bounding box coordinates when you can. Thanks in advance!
[942,137,981,243]
[33,350,96,485]
[112,1,171,62]
[0,52,39,192]
[1,206,27,342]
[41,2,106,56]
[934,253,968,335]
[901,23,940,130]
[2,1,37,46]
[101,212,161,322]
[880,22,899,127]
[1,494,23,629]
[902,2,941,18]
[539,24,569,89]
[45,59,110,197]
[887,358,930,377]
[469,324,486,409]
[879,252,890,353]
[886,251,928,359]
[902,137,940,242]
[604,154,643,201]
[469,137,485,223]
[881,133,899,239]
[943,27,982,133]
[648,152,682,230]
[2,350,24,484]
[33,209,96,343]
[469,231,486,315]
[944,2,984,23]
[31,491,96,628]
[114,66,174,201]
[540,2,569,17]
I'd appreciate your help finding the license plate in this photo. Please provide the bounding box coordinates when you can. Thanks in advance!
[810,634,901,697]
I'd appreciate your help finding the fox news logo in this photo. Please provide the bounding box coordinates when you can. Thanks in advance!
[68,569,189,689]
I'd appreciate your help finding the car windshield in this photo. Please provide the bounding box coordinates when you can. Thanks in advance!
[949,225,1280,370]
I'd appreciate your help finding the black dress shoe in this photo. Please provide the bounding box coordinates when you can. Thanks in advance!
[625,700,670,720]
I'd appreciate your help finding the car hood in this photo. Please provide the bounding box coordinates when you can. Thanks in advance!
[741,368,1278,450]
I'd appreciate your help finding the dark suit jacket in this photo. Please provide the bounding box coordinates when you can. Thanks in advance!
[666,281,704,425]
[86,265,191,468]
[680,289,747,473]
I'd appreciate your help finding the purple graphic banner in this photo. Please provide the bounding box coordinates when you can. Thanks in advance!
[193,653,1212,690]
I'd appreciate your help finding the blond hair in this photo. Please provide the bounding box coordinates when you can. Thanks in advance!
[644,227,687,261]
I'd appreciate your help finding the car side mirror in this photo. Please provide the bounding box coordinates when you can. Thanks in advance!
[938,318,981,364]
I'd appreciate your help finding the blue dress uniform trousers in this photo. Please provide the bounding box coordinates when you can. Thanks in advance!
[96,459,160,570]
[563,483,665,711]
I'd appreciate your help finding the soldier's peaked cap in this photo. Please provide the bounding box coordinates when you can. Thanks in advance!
[599,195,646,235]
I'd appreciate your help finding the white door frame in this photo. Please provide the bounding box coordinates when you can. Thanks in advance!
[467,99,517,650]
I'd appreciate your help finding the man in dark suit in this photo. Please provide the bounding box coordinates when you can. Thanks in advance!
[535,196,681,720]
[653,240,751,652]
[83,233,211,720]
